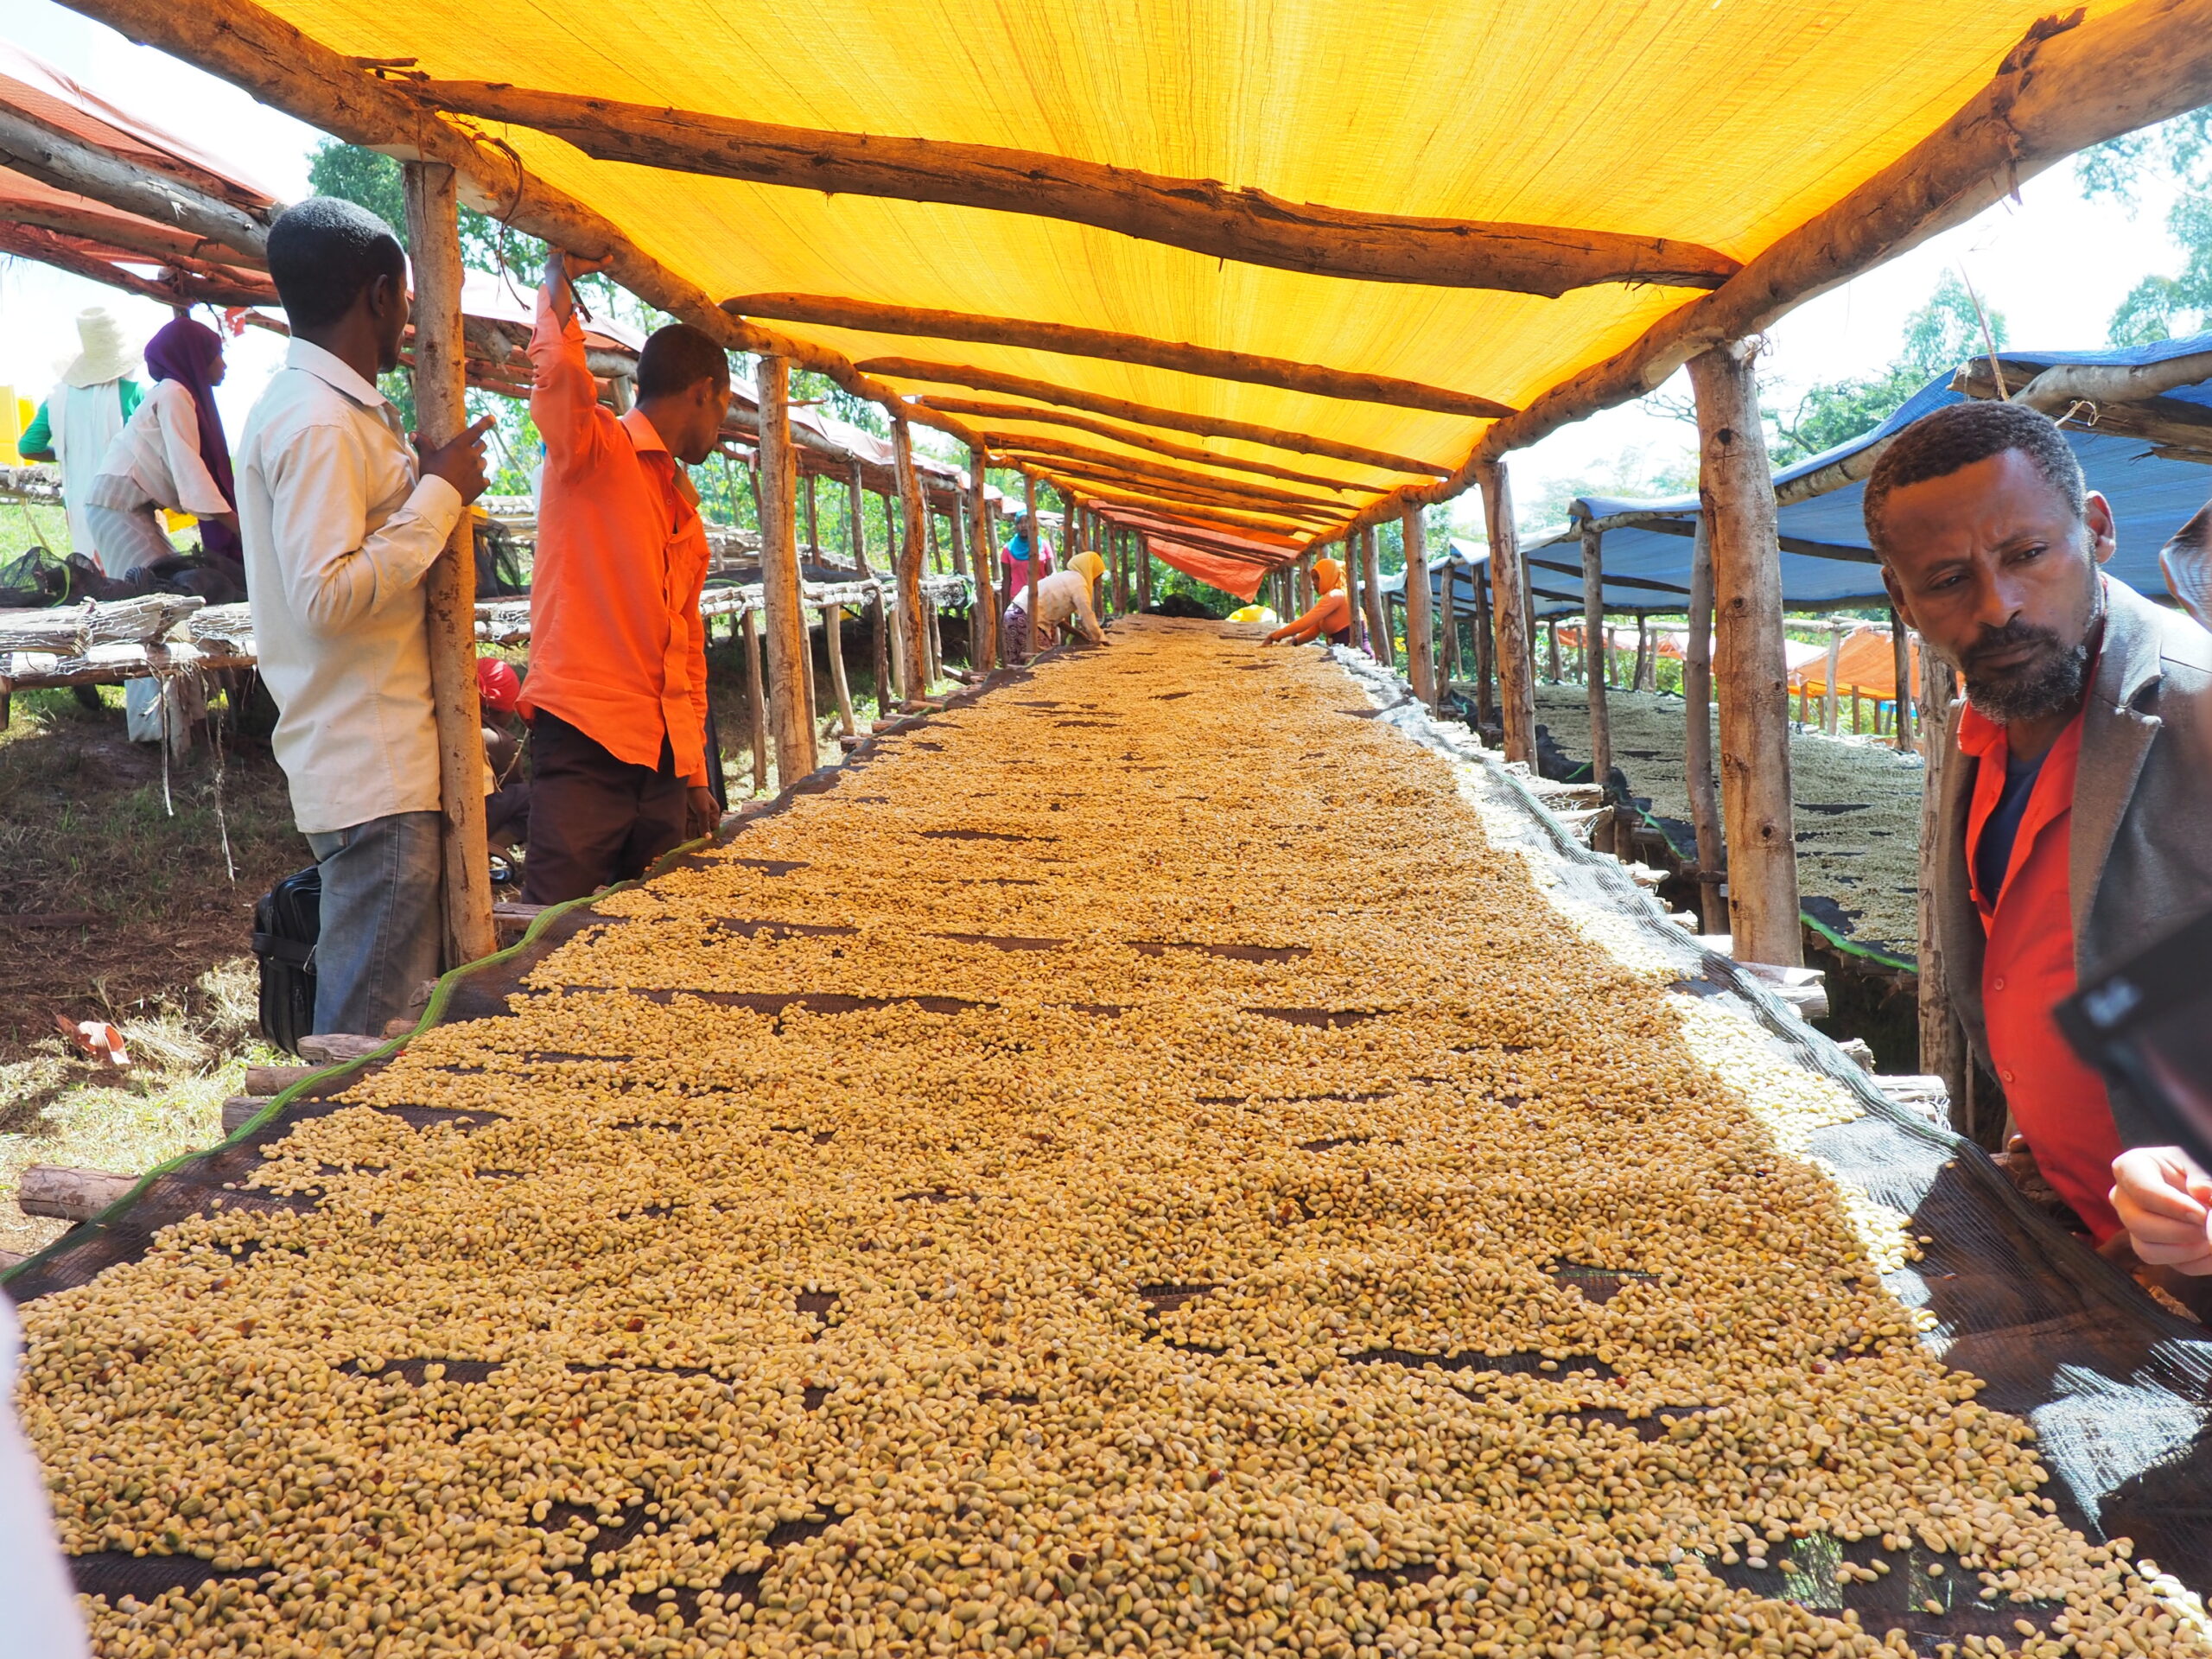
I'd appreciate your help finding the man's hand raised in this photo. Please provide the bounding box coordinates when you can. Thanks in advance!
[543,247,615,326]
[416,414,497,505]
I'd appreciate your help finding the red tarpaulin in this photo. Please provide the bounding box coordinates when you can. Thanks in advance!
[1093,505,1291,603]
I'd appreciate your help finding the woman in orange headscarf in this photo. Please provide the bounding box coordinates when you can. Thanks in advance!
[1263,557,1352,646]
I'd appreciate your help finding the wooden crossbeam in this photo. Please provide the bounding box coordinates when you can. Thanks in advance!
[1028,460,1344,524]
[866,359,1450,476]
[927,401,1373,493]
[0,104,271,261]
[728,293,1510,417]
[50,0,1001,461]
[403,79,1738,297]
[5,191,252,270]
[0,219,272,307]
[1027,470,1308,539]
[988,442,1346,518]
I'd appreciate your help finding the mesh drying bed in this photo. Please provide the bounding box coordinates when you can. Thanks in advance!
[1344,651,2212,1609]
[1529,684,1924,969]
[8,633,2210,1637]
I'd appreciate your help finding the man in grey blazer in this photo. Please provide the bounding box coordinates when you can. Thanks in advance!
[1866,401,2212,1273]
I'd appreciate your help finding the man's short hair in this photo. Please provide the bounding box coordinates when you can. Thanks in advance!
[268,197,406,333]
[1862,400,2087,558]
[637,324,731,399]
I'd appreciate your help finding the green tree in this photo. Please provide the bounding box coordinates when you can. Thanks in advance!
[306,140,661,330]
[1765,271,2004,464]
[2076,111,2212,344]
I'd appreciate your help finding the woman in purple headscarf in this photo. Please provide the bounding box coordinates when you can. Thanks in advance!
[84,316,240,578]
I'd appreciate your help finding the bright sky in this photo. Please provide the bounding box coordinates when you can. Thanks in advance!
[0,0,2192,529]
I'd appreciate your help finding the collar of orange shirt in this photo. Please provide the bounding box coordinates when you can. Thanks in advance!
[619,405,702,506]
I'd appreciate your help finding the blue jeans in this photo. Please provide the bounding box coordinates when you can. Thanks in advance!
[303,810,444,1037]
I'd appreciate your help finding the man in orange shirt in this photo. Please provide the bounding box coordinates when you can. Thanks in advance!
[1866,401,2212,1265]
[522,251,729,903]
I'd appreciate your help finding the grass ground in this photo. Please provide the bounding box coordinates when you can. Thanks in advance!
[0,682,301,1258]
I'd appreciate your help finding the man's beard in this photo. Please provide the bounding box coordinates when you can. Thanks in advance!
[1956,617,2093,724]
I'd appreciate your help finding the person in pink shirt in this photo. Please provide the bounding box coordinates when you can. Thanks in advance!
[521,251,728,901]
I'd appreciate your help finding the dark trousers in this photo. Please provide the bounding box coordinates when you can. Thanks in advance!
[523,710,687,903]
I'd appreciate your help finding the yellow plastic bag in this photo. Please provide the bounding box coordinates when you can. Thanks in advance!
[163,509,199,533]
[1226,605,1279,625]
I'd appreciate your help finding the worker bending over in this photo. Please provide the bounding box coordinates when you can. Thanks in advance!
[1263,557,1352,646]
[521,250,725,903]
[1865,401,2212,1272]
[1006,548,1107,664]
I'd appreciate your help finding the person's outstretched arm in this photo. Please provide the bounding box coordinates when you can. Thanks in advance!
[531,251,618,483]
[1265,601,1331,645]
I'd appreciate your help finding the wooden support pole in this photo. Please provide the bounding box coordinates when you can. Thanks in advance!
[1472,559,1495,727]
[1684,518,1724,932]
[1891,610,1915,753]
[741,608,770,793]
[1690,340,1800,967]
[1916,656,1968,1122]
[1339,537,1362,657]
[892,420,931,698]
[1400,507,1435,703]
[754,353,818,781]
[1580,526,1612,793]
[1359,529,1386,664]
[824,603,856,736]
[804,472,820,563]
[847,461,874,579]
[1822,626,1843,735]
[870,586,893,717]
[969,448,999,671]
[399,160,495,969]
[1022,474,1043,661]
[1478,461,1536,765]
[1137,524,1154,611]
[948,491,969,579]
[1633,613,1651,693]
[1436,548,1459,713]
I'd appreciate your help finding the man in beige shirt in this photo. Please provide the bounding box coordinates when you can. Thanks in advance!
[237,197,491,1038]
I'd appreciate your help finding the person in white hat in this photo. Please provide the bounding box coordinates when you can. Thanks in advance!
[17,306,143,566]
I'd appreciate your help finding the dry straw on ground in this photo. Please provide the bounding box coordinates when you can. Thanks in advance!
[13,623,2193,1659]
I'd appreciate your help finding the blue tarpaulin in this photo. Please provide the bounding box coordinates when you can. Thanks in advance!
[1519,335,2212,614]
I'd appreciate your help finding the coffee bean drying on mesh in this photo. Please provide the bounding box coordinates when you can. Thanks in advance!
[11,619,2209,1659]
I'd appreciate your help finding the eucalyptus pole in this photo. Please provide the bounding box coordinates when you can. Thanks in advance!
[755,354,819,780]
[969,451,998,670]
[1689,340,1800,966]
[1684,519,1724,931]
[398,159,494,968]
[1358,529,1387,665]
[1478,461,1537,765]
[892,418,932,698]
[1400,508,1435,703]
[1580,525,1612,796]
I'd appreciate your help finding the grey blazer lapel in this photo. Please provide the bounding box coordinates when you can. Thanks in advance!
[2070,584,2165,943]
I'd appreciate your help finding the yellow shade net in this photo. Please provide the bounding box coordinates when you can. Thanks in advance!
[262,0,2129,524]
